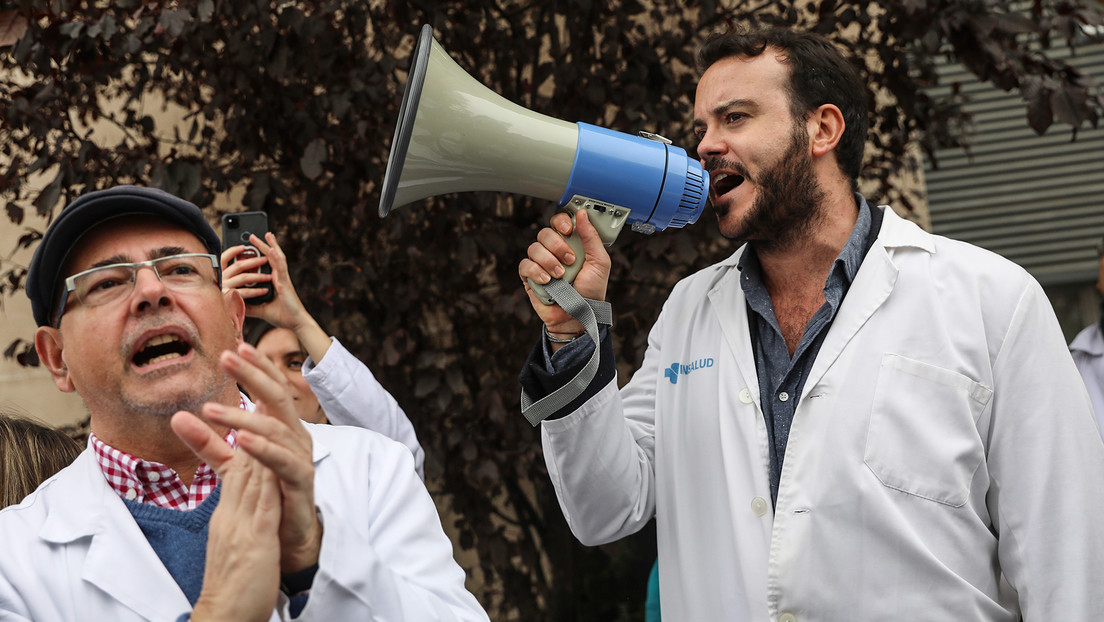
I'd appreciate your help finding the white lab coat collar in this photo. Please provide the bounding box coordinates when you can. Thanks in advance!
[806,206,931,394]
[1071,321,1104,356]
[37,450,191,618]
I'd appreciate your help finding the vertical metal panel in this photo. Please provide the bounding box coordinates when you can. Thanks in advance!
[924,41,1104,288]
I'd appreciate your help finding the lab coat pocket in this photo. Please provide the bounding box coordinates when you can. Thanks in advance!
[864,353,992,507]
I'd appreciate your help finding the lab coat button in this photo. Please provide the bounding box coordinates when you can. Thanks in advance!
[751,496,768,516]
[779,613,798,622]
[739,388,753,404]
[778,391,790,402]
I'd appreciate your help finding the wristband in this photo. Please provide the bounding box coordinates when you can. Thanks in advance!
[544,325,584,343]
[280,562,319,595]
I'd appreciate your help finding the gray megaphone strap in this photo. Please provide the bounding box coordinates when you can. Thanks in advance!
[520,277,613,426]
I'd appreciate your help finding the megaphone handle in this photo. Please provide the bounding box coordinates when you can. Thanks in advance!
[528,202,627,305]
[528,217,586,305]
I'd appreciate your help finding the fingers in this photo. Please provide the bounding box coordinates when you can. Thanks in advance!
[224,255,270,276]
[247,233,274,255]
[257,233,289,274]
[574,209,607,259]
[219,344,300,426]
[245,233,313,330]
[202,404,313,489]
[216,339,320,573]
[549,211,574,236]
[522,223,578,285]
[217,445,278,517]
[247,234,291,285]
[171,411,236,474]
[193,448,282,621]
[519,252,558,286]
[220,246,245,271]
[221,251,272,298]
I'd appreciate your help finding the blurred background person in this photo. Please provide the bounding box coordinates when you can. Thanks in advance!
[644,558,660,622]
[0,411,83,508]
[1069,235,1104,438]
[222,230,425,478]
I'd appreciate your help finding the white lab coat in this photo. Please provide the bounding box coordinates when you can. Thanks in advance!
[541,206,1104,621]
[303,336,426,479]
[0,423,488,622]
[1069,321,1104,439]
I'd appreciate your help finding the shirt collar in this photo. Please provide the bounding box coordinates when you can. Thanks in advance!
[90,394,249,509]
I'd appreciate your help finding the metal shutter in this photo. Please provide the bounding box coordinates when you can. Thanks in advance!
[924,40,1104,287]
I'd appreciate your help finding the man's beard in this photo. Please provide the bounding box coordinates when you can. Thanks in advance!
[710,123,826,252]
[118,364,227,419]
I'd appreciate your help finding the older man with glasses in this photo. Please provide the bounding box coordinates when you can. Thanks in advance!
[1,186,488,622]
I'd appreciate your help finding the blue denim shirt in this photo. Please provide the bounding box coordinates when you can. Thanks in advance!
[741,195,881,504]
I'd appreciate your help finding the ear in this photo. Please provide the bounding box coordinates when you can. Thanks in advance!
[223,288,246,342]
[808,103,846,158]
[34,327,75,393]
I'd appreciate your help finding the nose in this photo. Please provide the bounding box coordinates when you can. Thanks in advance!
[130,265,174,314]
[696,127,727,161]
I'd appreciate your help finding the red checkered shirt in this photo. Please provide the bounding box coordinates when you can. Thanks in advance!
[91,396,248,510]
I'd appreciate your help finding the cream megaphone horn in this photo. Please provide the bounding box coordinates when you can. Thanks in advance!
[379,25,708,304]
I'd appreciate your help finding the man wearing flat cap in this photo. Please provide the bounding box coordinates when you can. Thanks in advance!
[0,186,488,622]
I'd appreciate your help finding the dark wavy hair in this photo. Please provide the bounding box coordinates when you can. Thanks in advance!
[243,317,278,348]
[697,26,869,189]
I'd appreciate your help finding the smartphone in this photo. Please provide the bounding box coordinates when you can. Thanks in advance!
[221,211,275,305]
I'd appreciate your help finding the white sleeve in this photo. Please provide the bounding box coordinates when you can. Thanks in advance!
[296,429,487,622]
[303,337,425,480]
[538,308,664,546]
[987,281,1104,619]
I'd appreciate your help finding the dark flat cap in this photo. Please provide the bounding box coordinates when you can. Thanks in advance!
[26,185,221,327]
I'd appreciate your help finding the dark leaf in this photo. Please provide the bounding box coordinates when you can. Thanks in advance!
[0,10,27,47]
[414,374,439,398]
[17,231,40,250]
[1026,87,1054,134]
[300,138,327,180]
[5,202,24,225]
[16,345,39,367]
[159,9,191,39]
[198,0,215,22]
[33,174,62,218]
[1052,83,1089,126]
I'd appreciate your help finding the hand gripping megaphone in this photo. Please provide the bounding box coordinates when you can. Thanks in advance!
[379,24,708,304]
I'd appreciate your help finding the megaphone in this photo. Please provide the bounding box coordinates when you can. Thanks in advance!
[379,24,708,304]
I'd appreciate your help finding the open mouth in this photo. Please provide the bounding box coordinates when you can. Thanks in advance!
[133,334,192,368]
[712,173,745,197]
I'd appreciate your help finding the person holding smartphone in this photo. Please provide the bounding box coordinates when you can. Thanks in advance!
[221,231,425,480]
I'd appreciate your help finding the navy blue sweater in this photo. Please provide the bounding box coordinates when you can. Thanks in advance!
[123,485,220,606]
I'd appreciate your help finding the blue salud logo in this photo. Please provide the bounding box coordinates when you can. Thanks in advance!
[664,358,715,384]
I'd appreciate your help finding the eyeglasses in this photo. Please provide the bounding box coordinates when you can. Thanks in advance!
[54,253,219,327]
